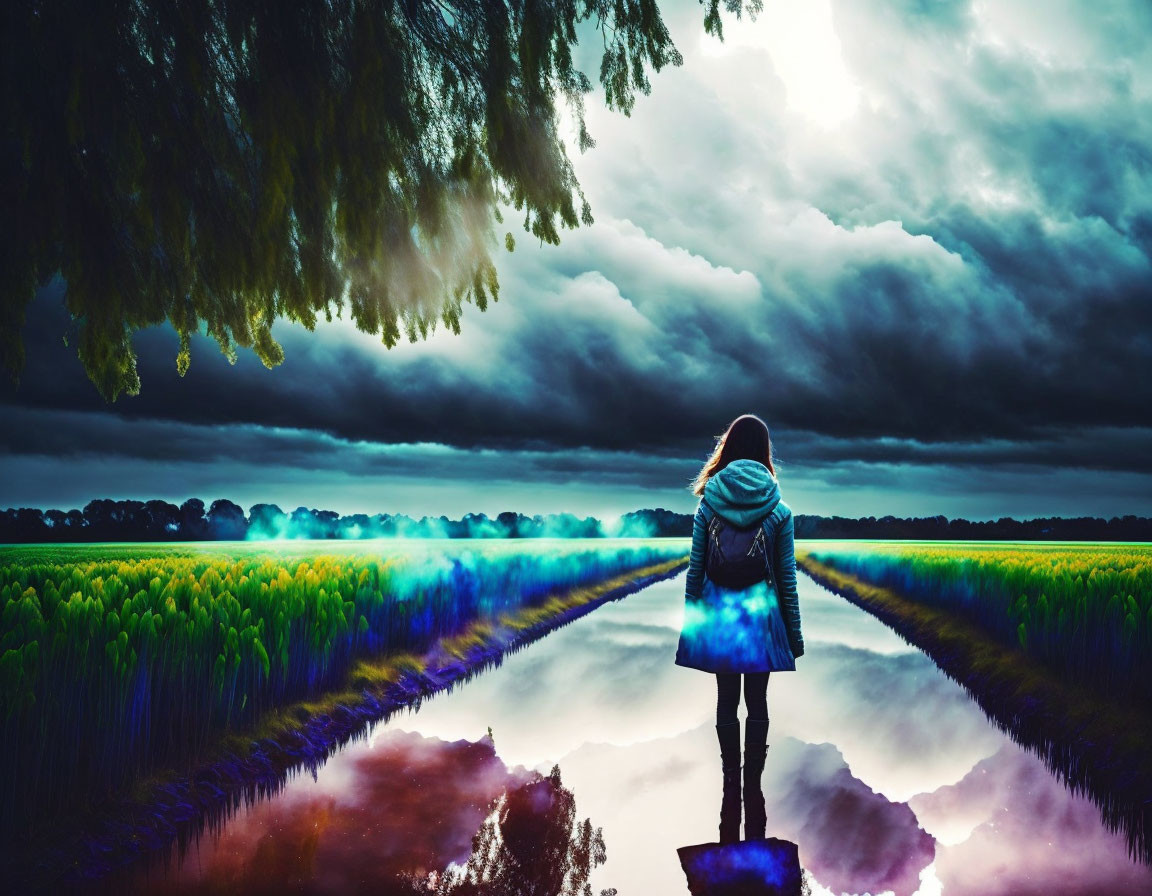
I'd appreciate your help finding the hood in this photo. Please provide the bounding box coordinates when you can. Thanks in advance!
[703,459,781,528]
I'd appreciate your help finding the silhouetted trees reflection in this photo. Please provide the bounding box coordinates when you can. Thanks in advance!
[429,765,610,896]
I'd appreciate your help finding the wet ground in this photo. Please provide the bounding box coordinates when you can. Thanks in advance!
[116,571,1152,895]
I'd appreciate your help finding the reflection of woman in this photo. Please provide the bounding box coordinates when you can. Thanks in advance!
[675,414,804,801]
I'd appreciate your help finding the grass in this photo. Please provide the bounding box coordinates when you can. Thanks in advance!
[0,538,689,837]
[800,541,1152,703]
[9,554,687,888]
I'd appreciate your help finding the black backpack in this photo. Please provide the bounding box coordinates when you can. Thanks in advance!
[705,509,774,590]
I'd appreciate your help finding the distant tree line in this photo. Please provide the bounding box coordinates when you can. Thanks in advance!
[0,500,686,543]
[1,500,1149,543]
[792,514,1152,542]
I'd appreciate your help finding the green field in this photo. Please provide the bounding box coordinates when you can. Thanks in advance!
[0,538,688,832]
[800,541,1152,704]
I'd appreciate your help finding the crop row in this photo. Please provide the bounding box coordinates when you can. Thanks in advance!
[0,539,687,833]
[804,542,1152,705]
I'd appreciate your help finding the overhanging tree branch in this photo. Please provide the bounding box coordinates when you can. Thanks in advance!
[0,0,759,399]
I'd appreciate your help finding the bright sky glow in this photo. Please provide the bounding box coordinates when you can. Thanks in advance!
[700,0,862,127]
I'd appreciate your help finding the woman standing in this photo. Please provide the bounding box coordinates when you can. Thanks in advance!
[675,414,804,834]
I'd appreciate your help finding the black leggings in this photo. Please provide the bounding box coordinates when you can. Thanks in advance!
[715,672,769,725]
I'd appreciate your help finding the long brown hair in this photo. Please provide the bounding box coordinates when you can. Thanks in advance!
[690,414,776,496]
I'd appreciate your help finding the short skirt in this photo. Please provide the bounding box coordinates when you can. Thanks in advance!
[674,576,796,673]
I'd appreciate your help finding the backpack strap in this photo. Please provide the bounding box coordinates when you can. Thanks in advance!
[761,502,790,588]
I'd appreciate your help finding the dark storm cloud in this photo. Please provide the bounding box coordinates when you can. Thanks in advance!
[3,0,1151,503]
[5,404,1150,477]
[0,405,699,488]
[3,279,721,456]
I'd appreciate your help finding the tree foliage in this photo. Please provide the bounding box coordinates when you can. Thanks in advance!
[1,0,759,400]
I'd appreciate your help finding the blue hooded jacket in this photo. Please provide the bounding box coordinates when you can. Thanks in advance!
[684,459,804,657]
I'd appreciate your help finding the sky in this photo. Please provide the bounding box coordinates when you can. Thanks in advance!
[3,0,1151,521]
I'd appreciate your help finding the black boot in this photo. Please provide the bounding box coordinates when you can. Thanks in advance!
[716,720,741,843]
[743,717,769,839]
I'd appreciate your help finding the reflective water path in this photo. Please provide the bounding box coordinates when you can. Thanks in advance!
[116,571,1152,895]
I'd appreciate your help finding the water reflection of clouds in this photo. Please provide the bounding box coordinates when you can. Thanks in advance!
[555,729,719,895]
[403,577,718,767]
[392,574,1007,837]
[764,737,935,896]
[592,618,676,648]
[558,723,937,896]
[124,571,1152,895]
[617,754,699,800]
[773,640,1007,802]
[768,576,1009,802]
[797,577,916,656]
[909,740,1152,895]
[133,729,536,894]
